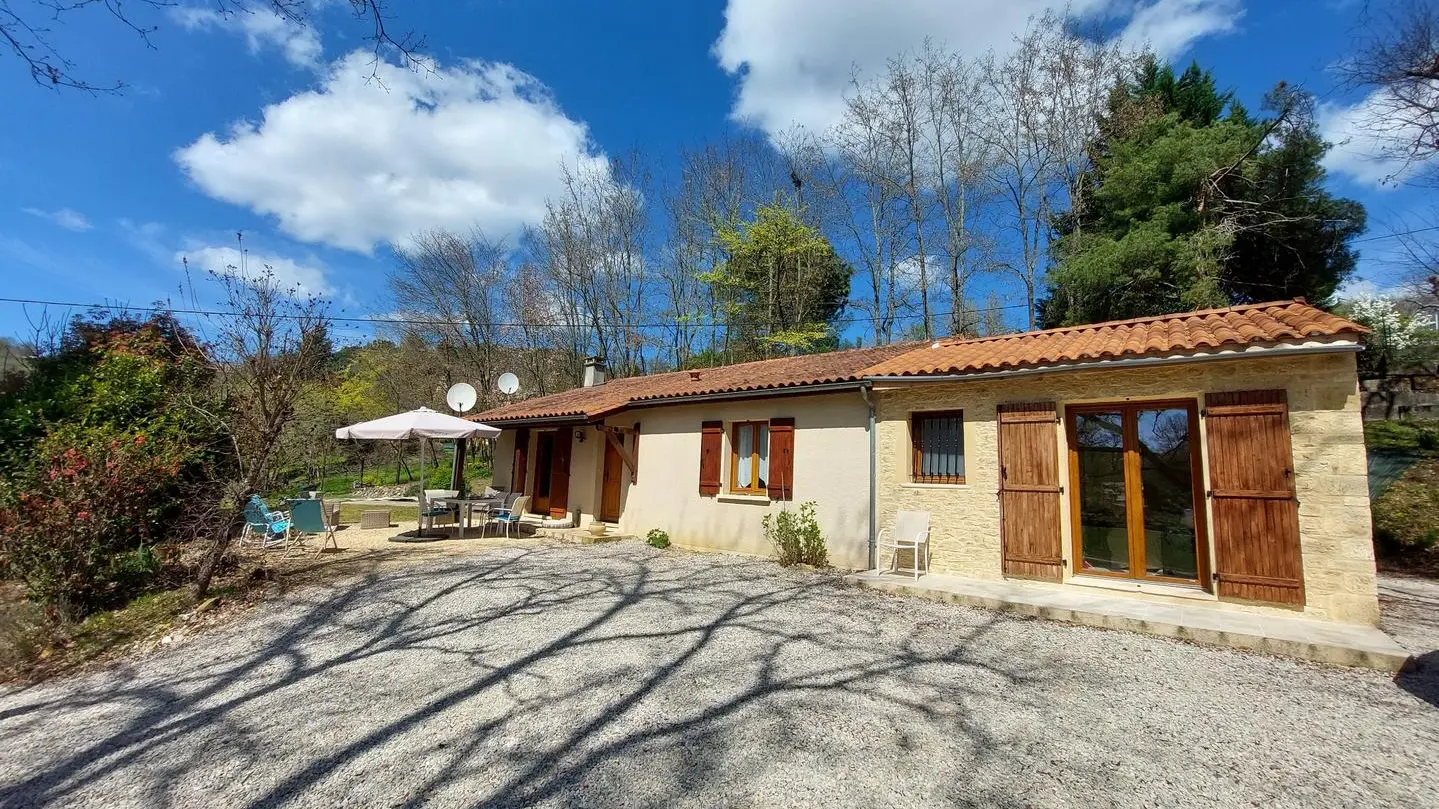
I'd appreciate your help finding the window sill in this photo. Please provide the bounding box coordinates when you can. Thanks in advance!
[718,493,771,504]
[900,482,970,490]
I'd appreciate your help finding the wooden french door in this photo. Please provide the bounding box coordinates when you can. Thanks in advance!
[600,432,624,522]
[1066,401,1209,587]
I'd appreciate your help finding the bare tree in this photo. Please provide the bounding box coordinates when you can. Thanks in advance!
[825,76,910,344]
[3,0,422,92]
[979,13,1131,329]
[188,266,330,597]
[1341,0,1439,183]
[918,41,996,337]
[390,228,508,411]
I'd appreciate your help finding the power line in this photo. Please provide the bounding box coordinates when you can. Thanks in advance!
[0,296,1030,331]
[1352,224,1439,244]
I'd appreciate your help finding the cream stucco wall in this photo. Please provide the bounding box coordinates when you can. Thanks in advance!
[490,391,874,568]
[873,351,1380,626]
[613,393,872,568]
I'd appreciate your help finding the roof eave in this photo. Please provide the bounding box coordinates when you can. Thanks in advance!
[865,338,1364,383]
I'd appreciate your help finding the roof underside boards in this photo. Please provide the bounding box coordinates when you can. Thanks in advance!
[470,300,1366,425]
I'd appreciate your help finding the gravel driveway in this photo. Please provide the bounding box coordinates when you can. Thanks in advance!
[1,542,1435,809]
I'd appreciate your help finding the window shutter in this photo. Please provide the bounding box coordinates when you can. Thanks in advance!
[699,421,723,495]
[998,402,1063,581]
[1203,390,1304,606]
[768,417,795,500]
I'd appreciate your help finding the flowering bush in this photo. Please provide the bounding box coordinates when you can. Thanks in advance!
[0,427,190,619]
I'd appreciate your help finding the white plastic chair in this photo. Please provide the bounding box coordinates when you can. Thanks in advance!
[484,495,531,539]
[876,510,931,579]
[421,489,460,531]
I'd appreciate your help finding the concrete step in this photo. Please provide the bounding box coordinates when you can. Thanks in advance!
[846,571,1415,672]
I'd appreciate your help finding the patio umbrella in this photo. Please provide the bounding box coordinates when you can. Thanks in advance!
[335,407,500,536]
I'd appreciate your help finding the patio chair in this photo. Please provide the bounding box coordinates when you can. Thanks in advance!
[241,496,291,550]
[876,510,931,579]
[483,495,531,539]
[420,489,460,532]
[290,498,338,555]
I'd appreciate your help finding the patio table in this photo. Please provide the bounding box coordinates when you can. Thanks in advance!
[431,497,502,538]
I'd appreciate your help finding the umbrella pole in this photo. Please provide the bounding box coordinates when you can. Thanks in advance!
[417,436,425,538]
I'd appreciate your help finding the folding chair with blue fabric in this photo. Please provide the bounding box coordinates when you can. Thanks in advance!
[290,498,338,555]
[241,496,291,550]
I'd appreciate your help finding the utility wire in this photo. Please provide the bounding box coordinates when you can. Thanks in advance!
[0,296,1029,330]
[1351,224,1439,244]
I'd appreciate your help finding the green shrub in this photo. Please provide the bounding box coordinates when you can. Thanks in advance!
[1420,430,1439,452]
[0,427,191,620]
[646,528,670,549]
[762,501,828,567]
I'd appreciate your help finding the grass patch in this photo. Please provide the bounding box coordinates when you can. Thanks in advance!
[1365,419,1439,455]
[1373,457,1439,576]
[338,503,419,524]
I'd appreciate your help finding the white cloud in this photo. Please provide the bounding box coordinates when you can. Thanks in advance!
[1117,0,1243,56]
[178,245,333,297]
[175,51,607,253]
[1319,90,1431,188]
[713,0,1243,136]
[22,206,92,231]
[172,5,323,68]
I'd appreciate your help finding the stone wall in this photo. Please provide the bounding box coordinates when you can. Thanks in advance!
[873,351,1380,626]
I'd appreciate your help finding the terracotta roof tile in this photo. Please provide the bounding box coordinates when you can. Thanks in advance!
[860,299,1366,378]
[471,342,919,424]
[471,301,1363,424]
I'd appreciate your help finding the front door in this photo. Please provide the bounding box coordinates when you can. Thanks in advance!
[531,432,555,514]
[1067,401,1209,587]
[600,432,624,522]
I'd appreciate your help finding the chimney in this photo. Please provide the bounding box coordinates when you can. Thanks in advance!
[582,356,607,387]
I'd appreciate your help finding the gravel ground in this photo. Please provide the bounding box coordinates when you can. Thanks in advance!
[0,542,1435,809]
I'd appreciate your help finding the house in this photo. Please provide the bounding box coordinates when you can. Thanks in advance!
[472,299,1381,626]
[474,342,917,568]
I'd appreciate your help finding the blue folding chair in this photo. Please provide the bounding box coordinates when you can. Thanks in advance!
[290,499,338,555]
[241,496,291,550]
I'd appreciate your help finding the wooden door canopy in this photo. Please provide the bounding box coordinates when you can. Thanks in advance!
[998,402,1064,581]
[1203,389,1304,606]
[597,425,639,483]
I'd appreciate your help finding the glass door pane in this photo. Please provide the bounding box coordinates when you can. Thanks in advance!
[1135,408,1200,581]
[1074,411,1130,573]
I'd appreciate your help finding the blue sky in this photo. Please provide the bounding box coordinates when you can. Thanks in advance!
[0,0,1426,345]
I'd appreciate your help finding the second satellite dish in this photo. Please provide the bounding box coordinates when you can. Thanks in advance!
[496,372,520,395]
[446,382,477,413]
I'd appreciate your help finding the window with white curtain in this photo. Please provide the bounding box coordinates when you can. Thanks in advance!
[730,421,769,494]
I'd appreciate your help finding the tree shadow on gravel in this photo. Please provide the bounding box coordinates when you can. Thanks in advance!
[0,543,1054,809]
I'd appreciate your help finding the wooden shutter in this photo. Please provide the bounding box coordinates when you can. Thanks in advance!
[998,402,1064,581]
[511,427,530,494]
[767,417,795,501]
[1203,390,1304,606]
[548,427,573,518]
[699,421,723,495]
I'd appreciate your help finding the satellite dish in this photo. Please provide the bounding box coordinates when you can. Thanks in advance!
[496,372,520,395]
[446,382,477,413]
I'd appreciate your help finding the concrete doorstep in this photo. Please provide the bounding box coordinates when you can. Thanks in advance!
[846,570,1415,672]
